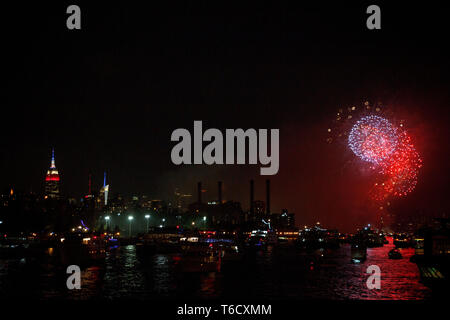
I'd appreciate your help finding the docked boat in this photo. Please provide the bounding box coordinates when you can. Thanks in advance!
[245,229,277,247]
[193,231,244,263]
[219,243,244,263]
[175,241,222,273]
[0,234,44,259]
[59,233,106,267]
[393,233,413,248]
[137,229,183,254]
[363,227,386,248]
[106,236,120,250]
[296,225,340,250]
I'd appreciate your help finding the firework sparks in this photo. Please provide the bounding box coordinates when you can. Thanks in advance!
[362,118,422,200]
[329,102,422,202]
[348,115,398,164]
[378,131,422,197]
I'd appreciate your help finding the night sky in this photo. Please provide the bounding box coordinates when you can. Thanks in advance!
[2,3,450,231]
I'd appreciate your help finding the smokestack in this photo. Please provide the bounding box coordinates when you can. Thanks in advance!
[197,182,202,204]
[266,179,270,215]
[218,181,222,204]
[250,179,254,213]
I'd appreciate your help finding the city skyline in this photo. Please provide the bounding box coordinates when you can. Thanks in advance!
[2,144,446,234]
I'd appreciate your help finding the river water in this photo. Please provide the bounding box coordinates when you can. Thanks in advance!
[0,239,433,300]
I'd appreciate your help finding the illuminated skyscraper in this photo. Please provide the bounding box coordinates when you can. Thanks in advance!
[100,171,109,206]
[45,148,60,199]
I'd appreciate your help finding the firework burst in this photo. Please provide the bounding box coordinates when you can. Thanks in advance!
[348,115,398,164]
[378,131,422,197]
[328,101,422,202]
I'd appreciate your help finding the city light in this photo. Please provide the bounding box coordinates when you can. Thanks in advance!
[145,214,150,233]
[128,216,134,237]
[104,216,111,230]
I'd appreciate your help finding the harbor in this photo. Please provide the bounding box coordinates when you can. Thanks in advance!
[1,221,447,300]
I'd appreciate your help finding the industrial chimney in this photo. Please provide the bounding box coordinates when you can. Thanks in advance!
[266,179,270,215]
[197,182,202,204]
[250,179,254,214]
[218,181,222,204]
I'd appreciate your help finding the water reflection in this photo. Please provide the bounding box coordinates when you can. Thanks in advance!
[0,241,432,300]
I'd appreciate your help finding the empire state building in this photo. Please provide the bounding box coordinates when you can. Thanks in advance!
[45,148,60,199]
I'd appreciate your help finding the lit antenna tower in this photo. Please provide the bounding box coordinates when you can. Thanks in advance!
[84,172,94,201]
[45,148,60,199]
[100,171,109,206]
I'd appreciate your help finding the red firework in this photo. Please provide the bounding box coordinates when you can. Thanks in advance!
[370,130,422,200]
[379,131,422,197]
[328,101,422,202]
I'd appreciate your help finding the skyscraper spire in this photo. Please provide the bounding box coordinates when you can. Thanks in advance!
[101,171,109,206]
[50,148,56,169]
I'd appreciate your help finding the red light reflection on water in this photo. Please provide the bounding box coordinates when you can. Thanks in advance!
[345,237,431,300]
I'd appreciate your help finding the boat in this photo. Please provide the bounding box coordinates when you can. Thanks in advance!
[106,237,120,251]
[364,227,385,248]
[0,234,44,259]
[138,228,184,254]
[58,233,106,267]
[393,233,413,248]
[388,248,402,259]
[192,231,244,263]
[175,242,221,273]
[296,224,340,250]
[245,229,277,247]
[218,242,244,263]
[350,243,367,263]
